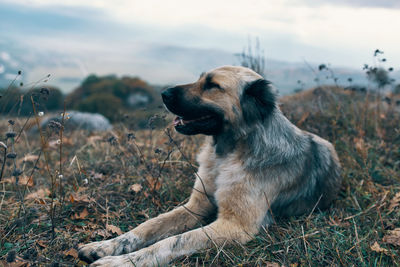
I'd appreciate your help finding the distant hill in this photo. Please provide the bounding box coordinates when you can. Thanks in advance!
[2,44,399,95]
[138,45,400,95]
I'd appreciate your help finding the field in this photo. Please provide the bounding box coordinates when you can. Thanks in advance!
[0,86,400,266]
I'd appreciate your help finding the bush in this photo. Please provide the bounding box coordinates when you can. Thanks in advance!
[66,74,162,124]
[394,84,400,94]
[0,86,64,116]
[74,93,123,121]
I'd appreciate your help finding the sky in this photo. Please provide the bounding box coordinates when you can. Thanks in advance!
[0,0,399,92]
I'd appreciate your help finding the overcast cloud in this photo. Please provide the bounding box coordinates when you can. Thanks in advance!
[0,0,399,92]
[303,0,400,9]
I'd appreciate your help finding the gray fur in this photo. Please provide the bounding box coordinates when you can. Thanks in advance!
[232,104,341,218]
[214,73,342,219]
[79,66,342,266]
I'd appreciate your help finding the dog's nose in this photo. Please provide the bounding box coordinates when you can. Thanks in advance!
[161,89,173,103]
[162,87,182,104]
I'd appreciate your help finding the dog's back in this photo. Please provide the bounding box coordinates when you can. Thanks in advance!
[270,131,341,217]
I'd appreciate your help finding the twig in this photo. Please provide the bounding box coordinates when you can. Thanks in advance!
[343,203,377,221]
[302,59,320,86]
[0,141,7,182]
[163,128,215,207]
[301,225,308,257]
[1,71,22,113]
[263,192,276,224]
[31,95,56,239]
[58,104,66,208]
[352,218,364,264]
[265,231,320,248]
[152,148,173,192]
[306,194,323,220]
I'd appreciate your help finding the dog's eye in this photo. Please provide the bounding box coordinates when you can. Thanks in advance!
[204,81,222,91]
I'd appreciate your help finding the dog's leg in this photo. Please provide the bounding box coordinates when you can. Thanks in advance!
[78,178,216,263]
[90,183,270,266]
[90,219,256,267]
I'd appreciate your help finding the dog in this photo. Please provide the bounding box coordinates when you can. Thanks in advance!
[78,66,342,266]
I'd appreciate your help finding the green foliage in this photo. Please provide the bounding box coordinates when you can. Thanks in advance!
[0,86,64,116]
[66,74,161,123]
[75,93,123,121]
[394,84,400,94]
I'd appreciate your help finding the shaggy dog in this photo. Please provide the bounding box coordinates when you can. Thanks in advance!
[79,66,342,266]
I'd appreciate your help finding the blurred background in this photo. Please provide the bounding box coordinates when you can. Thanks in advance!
[1,0,400,124]
[1,0,400,90]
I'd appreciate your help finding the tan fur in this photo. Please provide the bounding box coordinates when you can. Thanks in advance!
[79,66,341,266]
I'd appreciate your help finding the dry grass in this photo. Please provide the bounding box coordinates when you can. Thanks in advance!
[0,86,399,266]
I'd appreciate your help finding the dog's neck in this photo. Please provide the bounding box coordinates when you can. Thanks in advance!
[212,128,237,156]
[244,110,310,169]
[211,109,310,168]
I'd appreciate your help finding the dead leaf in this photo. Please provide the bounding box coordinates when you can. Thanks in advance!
[328,216,350,227]
[48,137,73,148]
[36,240,47,248]
[19,176,34,187]
[93,229,111,238]
[70,191,90,204]
[370,241,388,254]
[0,141,7,149]
[130,183,142,193]
[64,248,78,259]
[19,154,39,164]
[92,172,103,179]
[383,228,400,247]
[138,210,150,219]
[297,111,310,126]
[73,208,89,220]
[0,177,12,184]
[88,135,102,143]
[354,137,366,155]
[0,256,30,267]
[388,192,400,213]
[265,262,280,267]
[2,176,34,187]
[107,224,123,235]
[25,188,50,200]
[146,176,161,191]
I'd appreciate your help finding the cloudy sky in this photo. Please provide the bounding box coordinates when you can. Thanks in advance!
[0,0,399,92]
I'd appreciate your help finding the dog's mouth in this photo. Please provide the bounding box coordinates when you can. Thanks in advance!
[170,110,222,135]
[161,88,224,135]
[173,115,214,127]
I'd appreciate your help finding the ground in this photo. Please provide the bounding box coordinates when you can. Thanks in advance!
[0,87,399,266]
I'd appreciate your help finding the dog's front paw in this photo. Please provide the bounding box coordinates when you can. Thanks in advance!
[90,254,138,267]
[78,240,115,263]
[90,255,125,267]
[90,251,159,267]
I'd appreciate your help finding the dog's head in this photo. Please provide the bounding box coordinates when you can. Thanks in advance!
[161,66,276,136]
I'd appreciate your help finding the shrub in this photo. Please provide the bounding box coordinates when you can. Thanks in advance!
[74,93,123,121]
[394,84,400,94]
[0,86,64,116]
[66,74,162,124]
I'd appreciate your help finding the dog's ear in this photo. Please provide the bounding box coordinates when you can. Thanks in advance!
[240,79,276,124]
